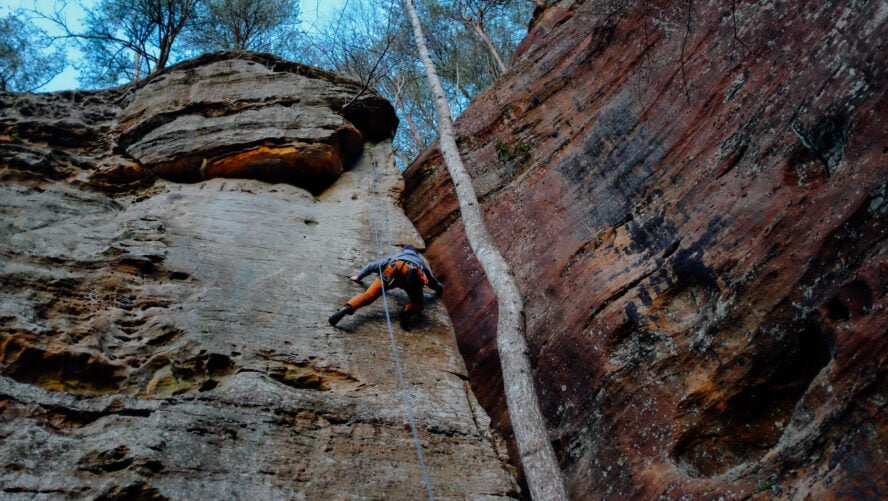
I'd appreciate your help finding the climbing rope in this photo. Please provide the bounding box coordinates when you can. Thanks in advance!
[370,158,435,500]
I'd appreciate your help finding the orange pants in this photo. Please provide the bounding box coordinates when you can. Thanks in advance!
[346,263,425,315]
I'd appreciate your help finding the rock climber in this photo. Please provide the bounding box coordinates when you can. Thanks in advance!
[329,245,443,329]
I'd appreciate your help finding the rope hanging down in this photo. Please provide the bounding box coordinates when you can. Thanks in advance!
[370,158,434,500]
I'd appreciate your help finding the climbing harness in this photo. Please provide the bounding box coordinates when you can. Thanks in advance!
[382,260,429,288]
[370,158,435,500]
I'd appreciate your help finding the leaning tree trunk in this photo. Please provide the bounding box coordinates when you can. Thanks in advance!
[401,1,567,499]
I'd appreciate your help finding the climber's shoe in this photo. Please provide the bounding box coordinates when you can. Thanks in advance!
[399,308,415,331]
[328,305,353,327]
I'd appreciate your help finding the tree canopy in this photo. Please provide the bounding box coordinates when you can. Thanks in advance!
[0,13,65,92]
[71,0,201,87]
[181,0,301,54]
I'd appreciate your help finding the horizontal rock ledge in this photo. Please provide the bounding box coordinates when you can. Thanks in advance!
[117,51,396,193]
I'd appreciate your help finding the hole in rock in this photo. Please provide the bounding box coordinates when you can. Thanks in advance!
[824,280,873,322]
[78,445,133,473]
[143,353,238,397]
[825,297,850,322]
[672,316,833,477]
[1,339,125,395]
[198,379,218,392]
[173,353,236,382]
[265,360,360,392]
[96,481,165,501]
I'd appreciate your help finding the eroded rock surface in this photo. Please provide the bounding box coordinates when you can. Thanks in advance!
[0,53,516,499]
[116,53,397,193]
[405,0,887,498]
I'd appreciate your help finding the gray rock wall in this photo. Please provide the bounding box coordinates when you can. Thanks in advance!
[0,53,517,499]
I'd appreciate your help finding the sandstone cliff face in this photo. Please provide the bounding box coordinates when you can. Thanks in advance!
[404,1,887,498]
[0,53,517,499]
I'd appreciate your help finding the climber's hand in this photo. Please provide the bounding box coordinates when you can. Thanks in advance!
[349,275,361,282]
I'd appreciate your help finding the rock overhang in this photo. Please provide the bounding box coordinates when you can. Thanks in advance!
[117,52,398,194]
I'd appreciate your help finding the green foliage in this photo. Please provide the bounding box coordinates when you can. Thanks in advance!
[495,139,530,161]
[0,13,65,92]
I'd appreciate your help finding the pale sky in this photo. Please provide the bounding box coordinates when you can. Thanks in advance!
[4,0,347,91]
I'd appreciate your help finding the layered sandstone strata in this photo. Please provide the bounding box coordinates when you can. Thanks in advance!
[404,1,887,498]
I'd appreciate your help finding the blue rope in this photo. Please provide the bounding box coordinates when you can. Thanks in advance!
[370,158,435,500]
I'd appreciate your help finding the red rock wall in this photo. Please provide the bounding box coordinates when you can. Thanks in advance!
[404,0,887,498]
